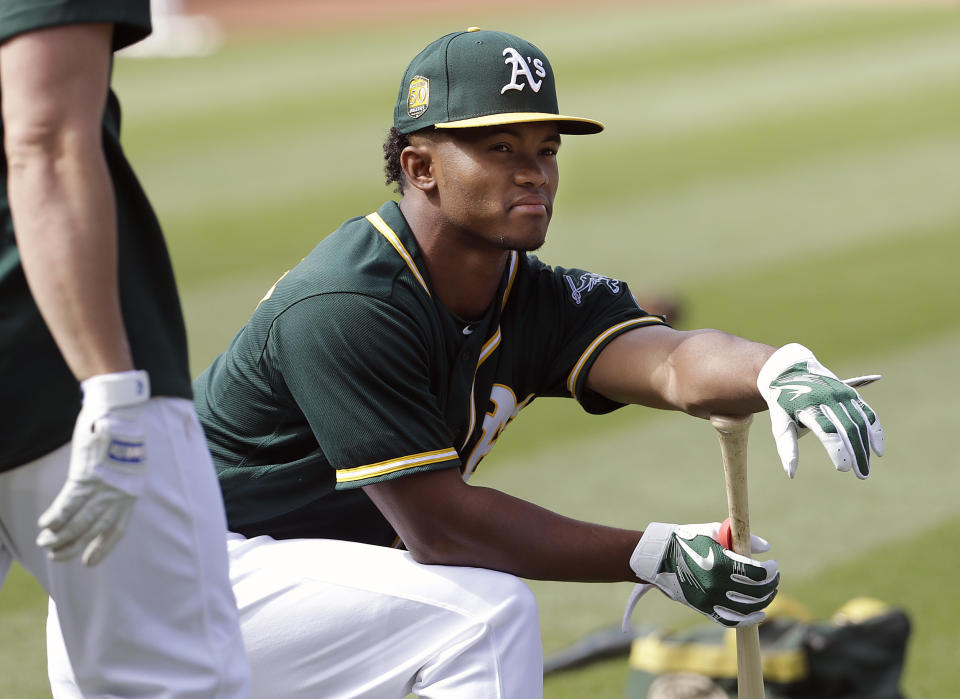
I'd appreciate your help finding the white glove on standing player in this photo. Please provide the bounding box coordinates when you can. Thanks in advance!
[622,522,779,631]
[36,370,150,566]
[758,343,884,479]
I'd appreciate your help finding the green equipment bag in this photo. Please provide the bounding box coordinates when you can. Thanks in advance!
[624,596,910,699]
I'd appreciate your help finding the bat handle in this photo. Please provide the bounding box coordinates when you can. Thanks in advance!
[711,413,765,699]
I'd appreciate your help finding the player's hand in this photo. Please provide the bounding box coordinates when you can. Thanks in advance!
[622,522,779,631]
[757,343,884,479]
[36,371,150,566]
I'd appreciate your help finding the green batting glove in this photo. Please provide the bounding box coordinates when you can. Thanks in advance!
[622,522,779,631]
[758,343,884,479]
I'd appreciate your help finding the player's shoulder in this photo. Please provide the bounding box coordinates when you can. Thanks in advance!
[514,254,632,309]
[270,207,410,302]
[252,202,431,332]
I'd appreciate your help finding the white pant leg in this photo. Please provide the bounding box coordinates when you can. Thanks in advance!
[224,533,543,698]
[0,538,11,588]
[1,398,250,699]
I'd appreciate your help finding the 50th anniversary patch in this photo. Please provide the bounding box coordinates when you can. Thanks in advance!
[407,76,429,118]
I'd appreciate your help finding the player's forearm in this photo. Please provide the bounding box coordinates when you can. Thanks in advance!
[590,327,774,418]
[399,482,642,583]
[661,330,775,418]
[3,24,134,381]
[7,136,134,380]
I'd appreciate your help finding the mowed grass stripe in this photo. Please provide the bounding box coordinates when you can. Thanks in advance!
[556,3,960,82]
[112,24,415,127]
[680,219,960,353]
[576,18,960,135]
[562,78,960,206]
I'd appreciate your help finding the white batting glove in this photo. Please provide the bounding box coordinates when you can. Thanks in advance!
[36,371,150,566]
[757,344,884,479]
[622,522,779,631]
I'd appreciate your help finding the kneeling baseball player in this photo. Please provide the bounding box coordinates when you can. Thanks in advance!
[50,27,884,698]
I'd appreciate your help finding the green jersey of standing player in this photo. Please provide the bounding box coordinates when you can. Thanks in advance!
[195,198,666,547]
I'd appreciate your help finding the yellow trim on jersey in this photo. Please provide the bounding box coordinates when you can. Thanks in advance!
[458,252,514,449]
[366,212,431,297]
[336,447,458,483]
[501,251,518,310]
[565,316,666,396]
[461,383,477,453]
[459,326,504,451]
[478,327,501,367]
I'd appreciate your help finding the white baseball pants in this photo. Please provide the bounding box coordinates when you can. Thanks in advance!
[50,530,545,697]
[0,398,250,698]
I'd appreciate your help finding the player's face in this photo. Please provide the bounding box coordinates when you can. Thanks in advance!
[430,123,561,252]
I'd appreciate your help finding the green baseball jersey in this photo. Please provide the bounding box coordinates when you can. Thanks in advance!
[0,0,193,472]
[194,201,666,547]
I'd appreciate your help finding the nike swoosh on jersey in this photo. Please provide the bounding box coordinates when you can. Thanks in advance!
[675,535,715,572]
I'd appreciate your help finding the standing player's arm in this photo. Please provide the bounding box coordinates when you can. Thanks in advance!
[1,23,134,380]
[3,24,154,566]
[585,324,774,418]
[364,467,642,582]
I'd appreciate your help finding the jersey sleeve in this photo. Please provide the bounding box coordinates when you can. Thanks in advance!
[266,292,461,489]
[0,0,151,49]
[523,259,669,414]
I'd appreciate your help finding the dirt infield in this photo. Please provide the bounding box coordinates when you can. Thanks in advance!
[185,0,638,36]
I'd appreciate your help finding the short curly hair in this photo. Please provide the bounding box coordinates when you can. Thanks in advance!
[383,127,410,194]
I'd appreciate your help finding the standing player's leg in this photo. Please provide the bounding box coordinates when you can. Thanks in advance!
[0,539,11,588]
[1,398,249,698]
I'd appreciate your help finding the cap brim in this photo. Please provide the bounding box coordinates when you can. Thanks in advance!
[433,111,604,135]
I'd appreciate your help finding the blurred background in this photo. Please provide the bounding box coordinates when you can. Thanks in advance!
[2,1,958,696]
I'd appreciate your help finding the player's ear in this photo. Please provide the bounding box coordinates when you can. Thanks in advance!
[400,141,436,193]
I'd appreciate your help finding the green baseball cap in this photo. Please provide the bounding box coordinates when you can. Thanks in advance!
[394,28,604,135]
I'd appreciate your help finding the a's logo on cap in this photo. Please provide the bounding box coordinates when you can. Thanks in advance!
[501,48,546,94]
[407,75,430,119]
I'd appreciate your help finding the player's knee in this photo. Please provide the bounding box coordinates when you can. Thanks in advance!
[504,574,539,627]
[474,569,540,632]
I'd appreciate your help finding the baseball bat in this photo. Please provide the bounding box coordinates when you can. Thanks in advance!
[710,413,765,699]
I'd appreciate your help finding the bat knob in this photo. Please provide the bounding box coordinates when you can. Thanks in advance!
[710,413,754,434]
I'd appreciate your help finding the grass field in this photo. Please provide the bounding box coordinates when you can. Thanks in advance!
[2,2,959,696]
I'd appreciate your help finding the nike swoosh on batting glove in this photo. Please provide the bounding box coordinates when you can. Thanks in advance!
[36,371,150,566]
[757,343,884,479]
[622,522,779,631]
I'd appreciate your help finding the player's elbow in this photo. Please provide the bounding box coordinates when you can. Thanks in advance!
[402,529,473,567]
[4,112,101,177]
